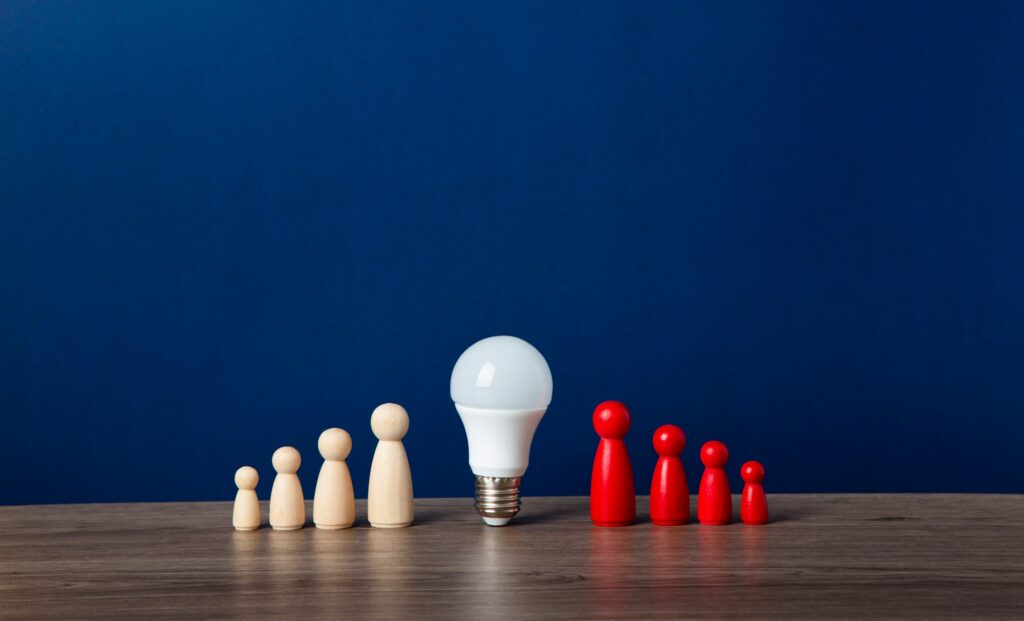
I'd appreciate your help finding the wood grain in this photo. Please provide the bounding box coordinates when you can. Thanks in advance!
[1,495,1023,619]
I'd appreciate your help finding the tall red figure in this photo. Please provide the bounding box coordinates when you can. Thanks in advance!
[697,440,732,525]
[740,460,768,525]
[649,424,689,525]
[590,400,636,527]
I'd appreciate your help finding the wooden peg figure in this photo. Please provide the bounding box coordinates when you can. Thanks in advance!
[697,440,732,525]
[740,460,769,525]
[313,428,356,529]
[367,403,414,528]
[649,424,689,525]
[269,446,305,530]
[590,400,636,527]
[233,466,260,531]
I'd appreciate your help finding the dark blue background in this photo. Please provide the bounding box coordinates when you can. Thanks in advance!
[3,1,1023,504]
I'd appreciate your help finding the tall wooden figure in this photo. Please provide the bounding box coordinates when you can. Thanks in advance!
[233,466,260,531]
[740,460,769,525]
[697,440,732,525]
[367,403,414,528]
[650,424,689,525]
[269,446,305,530]
[590,400,636,527]
[313,428,356,529]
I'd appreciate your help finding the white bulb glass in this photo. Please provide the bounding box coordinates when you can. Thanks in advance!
[451,335,553,525]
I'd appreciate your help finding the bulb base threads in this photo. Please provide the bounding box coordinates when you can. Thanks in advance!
[474,476,521,526]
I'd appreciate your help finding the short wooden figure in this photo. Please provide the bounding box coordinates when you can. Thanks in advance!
[313,428,356,529]
[269,446,305,530]
[232,466,260,531]
[367,403,414,528]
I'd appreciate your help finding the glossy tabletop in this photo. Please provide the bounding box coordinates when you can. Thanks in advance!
[1,495,1022,619]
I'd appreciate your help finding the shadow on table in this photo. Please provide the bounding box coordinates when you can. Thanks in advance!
[509,504,584,526]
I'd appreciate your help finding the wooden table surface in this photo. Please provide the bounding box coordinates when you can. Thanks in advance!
[1,495,1022,619]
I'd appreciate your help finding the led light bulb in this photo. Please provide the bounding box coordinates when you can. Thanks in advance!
[451,335,553,526]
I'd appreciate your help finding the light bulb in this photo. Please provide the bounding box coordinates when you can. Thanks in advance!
[451,335,553,526]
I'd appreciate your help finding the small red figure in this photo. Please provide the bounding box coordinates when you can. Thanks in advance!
[740,460,768,525]
[590,400,636,527]
[649,424,689,525]
[697,440,732,525]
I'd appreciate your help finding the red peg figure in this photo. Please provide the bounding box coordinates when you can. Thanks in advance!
[697,440,732,525]
[590,401,636,527]
[649,424,689,525]
[740,461,768,525]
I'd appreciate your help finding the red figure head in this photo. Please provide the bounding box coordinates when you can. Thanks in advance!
[652,424,686,457]
[592,400,631,439]
[741,460,765,484]
[700,440,729,468]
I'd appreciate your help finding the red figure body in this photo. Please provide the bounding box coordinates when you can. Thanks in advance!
[740,460,768,525]
[697,440,732,525]
[590,400,636,527]
[649,424,689,525]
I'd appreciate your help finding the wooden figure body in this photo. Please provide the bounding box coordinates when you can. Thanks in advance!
[697,440,732,525]
[269,446,305,530]
[367,403,414,528]
[590,400,636,527]
[649,424,689,525]
[741,460,769,525]
[232,466,260,531]
[313,428,356,529]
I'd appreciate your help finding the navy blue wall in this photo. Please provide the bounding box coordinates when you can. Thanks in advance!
[3,1,1023,504]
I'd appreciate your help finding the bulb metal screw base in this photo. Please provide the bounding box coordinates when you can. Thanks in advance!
[474,476,521,526]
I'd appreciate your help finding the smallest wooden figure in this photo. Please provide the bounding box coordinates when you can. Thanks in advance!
[233,466,260,531]
[740,460,769,525]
